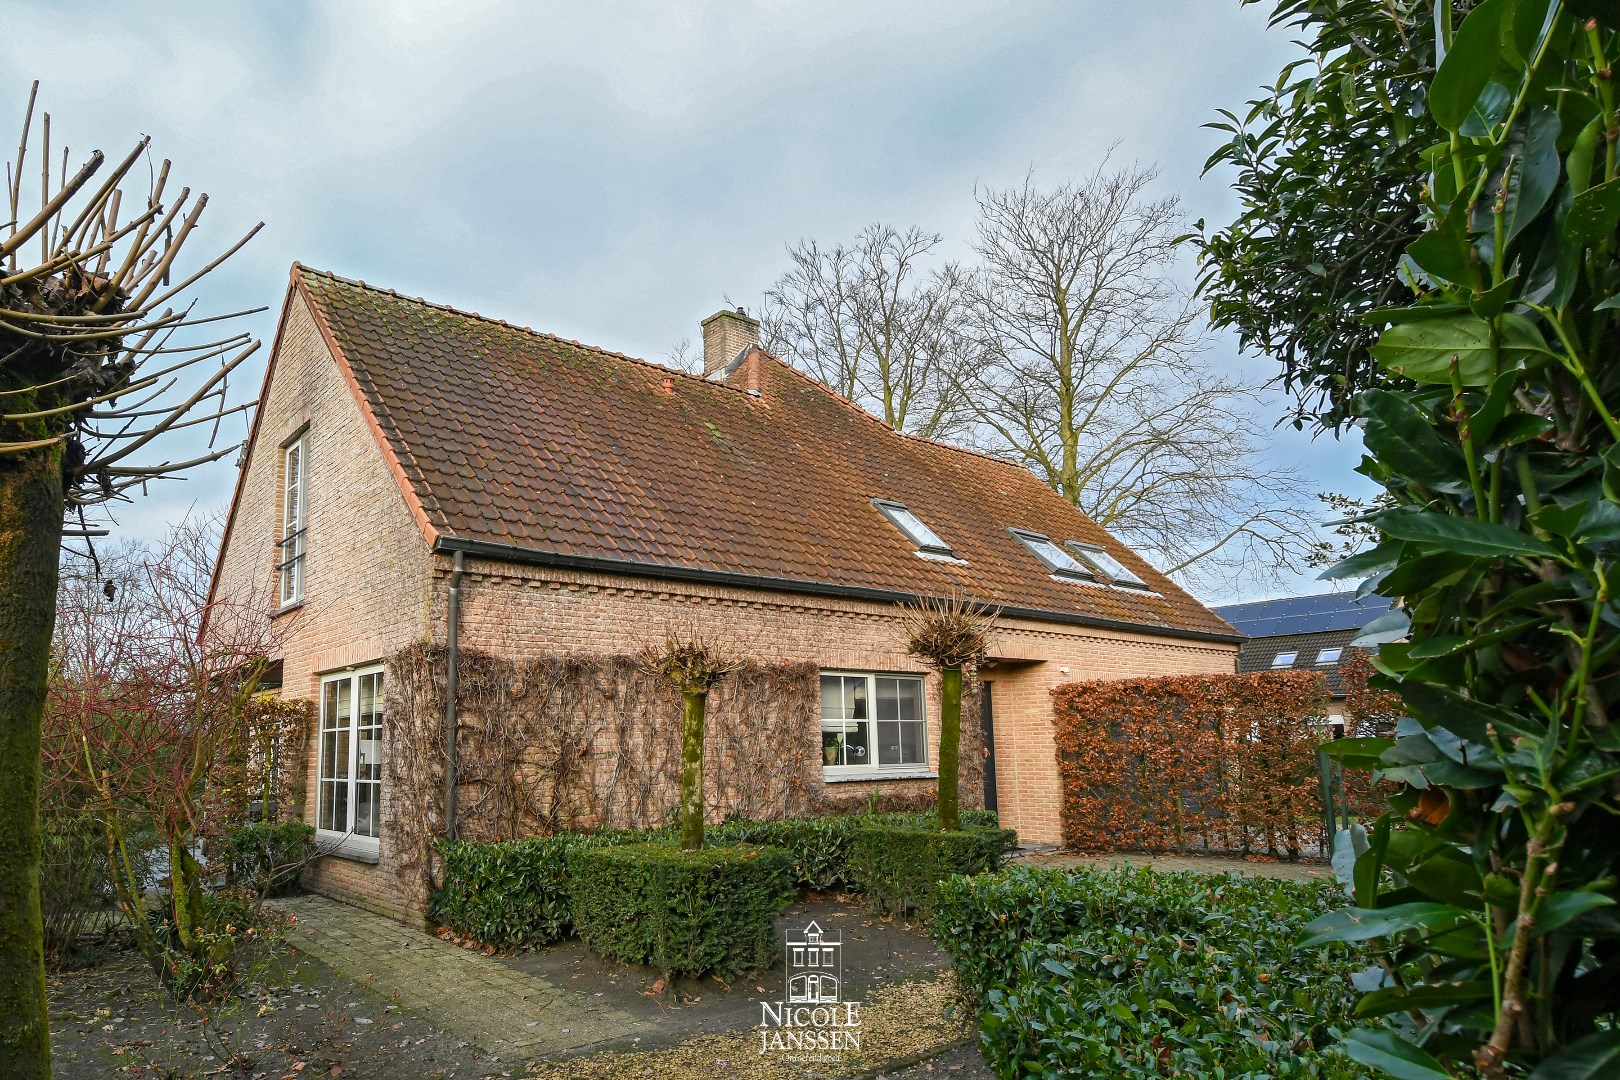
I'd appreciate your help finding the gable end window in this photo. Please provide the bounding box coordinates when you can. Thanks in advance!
[317,666,384,858]
[821,672,929,777]
[872,500,955,558]
[278,437,307,605]
[1065,541,1149,589]
[1009,528,1094,581]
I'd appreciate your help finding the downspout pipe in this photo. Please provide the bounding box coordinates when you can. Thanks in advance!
[444,550,464,842]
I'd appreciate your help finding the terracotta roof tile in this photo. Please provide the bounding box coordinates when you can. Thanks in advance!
[293,265,1237,640]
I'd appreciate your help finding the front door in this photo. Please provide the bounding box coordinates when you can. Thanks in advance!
[980,681,998,815]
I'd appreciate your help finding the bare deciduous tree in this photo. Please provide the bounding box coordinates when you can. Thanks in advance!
[0,84,259,1077]
[762,224,972,440]
[960,166,1318,590]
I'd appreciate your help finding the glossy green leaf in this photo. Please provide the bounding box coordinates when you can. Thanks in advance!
[1299,902,1469,947]
[1376,508,1561,558]
[1473,109,1561,245]
[1407,208,1480,287]
[1357,388,1470,489]
[1321,541,1404,581]
[1430,0,1517,131]
[1355,980,1493,1017]
[1564,177,1620,248]
[1528,1030,1620,1079]
[1341,1027,1455,1079]
[1536,890,1616,935]
[1371,312,1551,387]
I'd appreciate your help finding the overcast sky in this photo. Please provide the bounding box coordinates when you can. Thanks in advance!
[4,0,1378,601]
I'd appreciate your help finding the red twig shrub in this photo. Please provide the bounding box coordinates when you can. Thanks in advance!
[1053,671,1330,858]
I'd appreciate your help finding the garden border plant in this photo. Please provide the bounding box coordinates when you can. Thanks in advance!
[1205,2,1620,1074]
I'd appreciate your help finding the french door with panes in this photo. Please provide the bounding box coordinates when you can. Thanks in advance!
[317,667,383,855]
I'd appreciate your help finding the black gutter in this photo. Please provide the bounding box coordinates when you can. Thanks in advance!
[431,536,1244,646]
[443,550,464,842]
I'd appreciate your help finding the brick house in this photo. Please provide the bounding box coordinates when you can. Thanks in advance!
[1212,592,1393,732]
[210,264,1242,919]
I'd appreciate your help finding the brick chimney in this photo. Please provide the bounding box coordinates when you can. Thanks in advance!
[700,307,760,380]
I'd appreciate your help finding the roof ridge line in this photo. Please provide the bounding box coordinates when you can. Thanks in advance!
[752,347,1038,476]
[291,262,758,400]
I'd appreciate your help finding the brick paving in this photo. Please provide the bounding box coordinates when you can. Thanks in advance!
[274,894,652,1058]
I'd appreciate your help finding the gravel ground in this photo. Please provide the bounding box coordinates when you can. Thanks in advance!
[522,974,979,1080]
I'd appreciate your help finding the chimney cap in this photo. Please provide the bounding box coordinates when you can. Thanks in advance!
[701,306,760,329]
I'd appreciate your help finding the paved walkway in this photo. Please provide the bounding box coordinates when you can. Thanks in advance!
[274,894,653,1058]
[1008,850,1331,882]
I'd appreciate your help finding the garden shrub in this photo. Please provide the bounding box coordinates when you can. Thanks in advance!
[983,924,1365,1078]
[430,808,1003,949]
[934,865,1367,1077]
[40,811,112,967]
[711,808,1002,892]
[568,841,794,979]
[431,829,645,949]
[847,824,1015,917]
[220,821,315,898]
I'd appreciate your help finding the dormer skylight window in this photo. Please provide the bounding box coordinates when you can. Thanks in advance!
[1065,541,1149,589]
[1009,528,1094,580]
[873,500,955,558]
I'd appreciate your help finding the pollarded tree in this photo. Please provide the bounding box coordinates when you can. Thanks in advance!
[638,630,735,850]
[900,592,996,832]
[0,84,259,1078]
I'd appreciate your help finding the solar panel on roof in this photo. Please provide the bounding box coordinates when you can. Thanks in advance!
[1213,592,1393,637]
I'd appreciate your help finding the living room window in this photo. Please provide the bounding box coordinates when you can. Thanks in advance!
[317,666,384,857]
[821,672,928,776]
[278,437,307,605]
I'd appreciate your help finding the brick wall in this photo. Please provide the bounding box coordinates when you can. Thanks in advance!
[213,293,1238,923]
[212,293,433,922]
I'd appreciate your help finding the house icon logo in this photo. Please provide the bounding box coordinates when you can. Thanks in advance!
[786,920,841,1004]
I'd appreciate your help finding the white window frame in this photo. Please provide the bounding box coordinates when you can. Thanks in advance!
[820,670,932,780]
[872,499,958,559]
[316,665,384,860]
[278,438,307,606]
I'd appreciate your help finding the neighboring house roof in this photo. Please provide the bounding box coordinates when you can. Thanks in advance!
[1214,593,1393,698]
[1213,592,1392,638]
[278,265,1239,642]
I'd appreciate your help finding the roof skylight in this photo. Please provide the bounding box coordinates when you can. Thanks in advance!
[1317,648,1343,665]
[1010,529,1094,580]
[1066,541,1149,589]
[873,500,954,557]
[1271,651,1299,668]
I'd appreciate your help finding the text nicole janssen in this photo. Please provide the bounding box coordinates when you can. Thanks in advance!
[758,1002,863,1053]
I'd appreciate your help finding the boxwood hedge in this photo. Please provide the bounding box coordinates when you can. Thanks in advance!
[431,808,1006,950]
[847,824,1016,917]
[568,841,795,979]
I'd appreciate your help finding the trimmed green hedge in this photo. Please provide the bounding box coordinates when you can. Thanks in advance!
[713,808,1002,891]
[933,866,1371,1078]
[568,842,795,979]
[848,824,1016,917]
[430,809,1007,949]
[430,830,644,949]
[220,821,315,897]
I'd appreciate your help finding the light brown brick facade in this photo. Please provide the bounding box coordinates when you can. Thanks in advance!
[213,287,1239,922]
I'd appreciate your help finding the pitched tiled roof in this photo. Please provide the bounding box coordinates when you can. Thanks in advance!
[291,265,1238,641]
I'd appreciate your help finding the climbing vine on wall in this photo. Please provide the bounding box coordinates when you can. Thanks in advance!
[1053,671,1331,857]
[384,643,834,901]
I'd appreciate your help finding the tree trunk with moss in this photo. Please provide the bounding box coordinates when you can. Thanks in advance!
[938,665,962,832]
[679,689,706,850]
[0,448,63,1080]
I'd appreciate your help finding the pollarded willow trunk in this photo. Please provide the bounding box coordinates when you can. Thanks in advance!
[937,665,962,832]
[680,689,706,850]
[0,448,64,1080]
